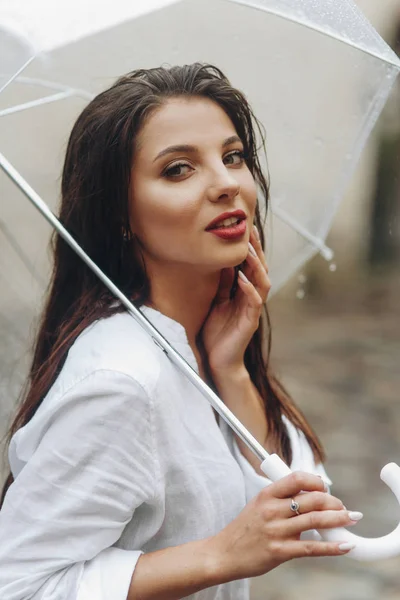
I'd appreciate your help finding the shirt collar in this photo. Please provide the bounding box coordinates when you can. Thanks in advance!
[139,305,199,373]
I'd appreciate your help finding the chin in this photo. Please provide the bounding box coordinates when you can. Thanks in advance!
[219,246,248,269]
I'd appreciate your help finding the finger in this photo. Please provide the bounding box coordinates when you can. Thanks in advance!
[285,509,362,537]
[250,225,268,273]
[213,268,235,304]
[237,270,263,314]
[243,245,270,301]
[268,471,328,499]
[278,539,356,560]
[284,491,344,518]
[246,240,268,275]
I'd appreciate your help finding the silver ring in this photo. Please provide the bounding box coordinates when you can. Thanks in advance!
[290,498,300,516]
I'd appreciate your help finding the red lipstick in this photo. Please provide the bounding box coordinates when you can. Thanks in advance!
[205,210,247,239]
[206,210,246,231]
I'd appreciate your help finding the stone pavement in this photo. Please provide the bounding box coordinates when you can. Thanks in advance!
[251,273,400,600]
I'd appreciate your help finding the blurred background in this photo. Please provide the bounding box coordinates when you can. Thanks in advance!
[253,1,400,598]
[0,1,399,599]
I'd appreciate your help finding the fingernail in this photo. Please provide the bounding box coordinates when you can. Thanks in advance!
[253,224,260,241]
[238,270,249,284]
[317,476,329,493]
[348,511,363,521]
[248,242,257,257]
[338,542,356,552]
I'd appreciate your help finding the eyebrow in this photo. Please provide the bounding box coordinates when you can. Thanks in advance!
[153,135,242,163]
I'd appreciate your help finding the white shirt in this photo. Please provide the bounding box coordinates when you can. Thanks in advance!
[0,307,331,600]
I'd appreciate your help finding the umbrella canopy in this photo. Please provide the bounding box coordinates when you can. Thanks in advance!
[0,0,399,410]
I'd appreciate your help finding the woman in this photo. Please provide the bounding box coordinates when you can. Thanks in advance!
[0,64,362,600]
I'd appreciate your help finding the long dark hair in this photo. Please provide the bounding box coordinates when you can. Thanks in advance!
[1,63,324,508]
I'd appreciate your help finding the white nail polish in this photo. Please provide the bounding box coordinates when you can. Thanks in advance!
[348,511,363,521]
[248,242,257,257]
[238,270,249,283]
[318,476,329,493]
[338,542,356,552]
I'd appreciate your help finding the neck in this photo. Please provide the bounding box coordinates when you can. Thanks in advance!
[144,262,220,350]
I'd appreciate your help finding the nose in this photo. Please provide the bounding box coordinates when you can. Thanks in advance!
[206,167,240,204]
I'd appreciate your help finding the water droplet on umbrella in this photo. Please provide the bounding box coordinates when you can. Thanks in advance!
[298,273,307,284]
[329,263,337,272]
[296,289,305,300]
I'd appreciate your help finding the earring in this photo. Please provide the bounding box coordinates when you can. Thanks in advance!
[122,227,132,242]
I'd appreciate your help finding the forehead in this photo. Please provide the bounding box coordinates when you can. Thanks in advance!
[137,97,238,153]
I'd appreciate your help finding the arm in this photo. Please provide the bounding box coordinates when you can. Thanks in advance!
[126,537,226,600]
[200,228,272,478]
[129,475,359,600]
[0,369,243,600]
[211,365,269,476]
[211,366,332,499]
[0,370,153,600]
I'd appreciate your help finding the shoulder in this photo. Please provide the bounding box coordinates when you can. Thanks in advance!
[10,312,162,473]
[57,311,161,397]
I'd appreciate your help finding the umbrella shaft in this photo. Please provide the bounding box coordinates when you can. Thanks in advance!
[0,152,269,463]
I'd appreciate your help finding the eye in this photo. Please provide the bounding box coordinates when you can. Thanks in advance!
[163,162,193,178]
[224,150,245,166]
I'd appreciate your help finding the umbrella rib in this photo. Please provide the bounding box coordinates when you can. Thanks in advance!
[271,203,334,261]
[0,77,94,117]
[0,90,75,117]
[319,73,398,243]
[229,0,400,69]
[0,56,35,95]
[14,76,94,100]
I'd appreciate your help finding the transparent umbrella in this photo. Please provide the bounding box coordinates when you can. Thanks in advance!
[1,0,400,561]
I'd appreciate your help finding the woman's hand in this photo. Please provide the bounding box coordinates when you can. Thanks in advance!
[201,226,270,375]
[206,472,362,582]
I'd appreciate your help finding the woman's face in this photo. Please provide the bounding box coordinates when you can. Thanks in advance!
[129,96,258,274]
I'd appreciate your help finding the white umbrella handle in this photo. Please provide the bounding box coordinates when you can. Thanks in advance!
[261,454,400,560]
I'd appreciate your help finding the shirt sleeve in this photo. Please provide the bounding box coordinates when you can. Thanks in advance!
[0,369,157,600]
[230,416,332,502]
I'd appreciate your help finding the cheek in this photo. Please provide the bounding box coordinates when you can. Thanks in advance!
[130,180,200,242]
[242,174,258,215]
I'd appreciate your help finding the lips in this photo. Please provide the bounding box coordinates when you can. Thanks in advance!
[205,209,247,231]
